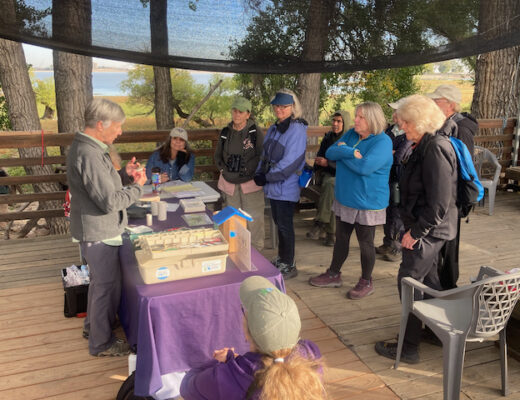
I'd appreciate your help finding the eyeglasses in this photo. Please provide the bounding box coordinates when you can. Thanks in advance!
[273,104,292,110]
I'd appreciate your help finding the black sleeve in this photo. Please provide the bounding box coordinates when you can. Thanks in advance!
[457,125,475,157]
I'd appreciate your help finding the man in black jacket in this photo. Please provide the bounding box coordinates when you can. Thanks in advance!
[306,111,350,246]
[427,84,479,290]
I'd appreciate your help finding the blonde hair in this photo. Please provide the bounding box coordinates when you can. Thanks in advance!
[271,88,303,119]
[397,94,446,135]
[84,98,125,129]
[247,347,326,400]
[355,102,387,134]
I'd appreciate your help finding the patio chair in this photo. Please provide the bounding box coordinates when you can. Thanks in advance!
[474,146,502,215]
[394,266,520,400]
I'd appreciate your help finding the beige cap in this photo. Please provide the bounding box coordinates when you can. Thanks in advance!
[388,98,406,110]
[240,276,301,355]
[426,84,462,105]
[169,127,188,141]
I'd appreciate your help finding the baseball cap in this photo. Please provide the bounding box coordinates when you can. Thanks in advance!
[231,97,252,112]
[169,127,188,141]
[388,98,406,110]
[240,276,301,355]
[271,92,294,105]
[426,84,462,105]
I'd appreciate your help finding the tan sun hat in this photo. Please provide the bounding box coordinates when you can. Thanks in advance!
[240,276,301,355]
[169,127,188,141]
[426,84,462,105]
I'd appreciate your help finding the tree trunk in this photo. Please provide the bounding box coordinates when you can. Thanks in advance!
[52,0,93,135]
[0,37,69,235]
[471,0,520,124]
[41,105,55,119]
[151,0,174,130]
[296,0,336,125]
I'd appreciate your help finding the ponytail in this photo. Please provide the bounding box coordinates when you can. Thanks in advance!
[246,347,325,400]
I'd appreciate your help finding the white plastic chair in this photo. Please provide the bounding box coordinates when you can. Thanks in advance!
[395,266,520,400]
[474,146,502,215]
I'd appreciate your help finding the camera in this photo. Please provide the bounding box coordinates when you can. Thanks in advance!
[226,154,242,173]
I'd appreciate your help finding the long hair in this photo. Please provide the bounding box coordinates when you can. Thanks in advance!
[246,347,326,400]
[157,133,192,164]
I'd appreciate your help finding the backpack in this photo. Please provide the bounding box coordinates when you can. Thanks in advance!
[449,136,484,217]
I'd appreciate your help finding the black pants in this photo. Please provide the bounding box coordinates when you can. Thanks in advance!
[397,235,446,352]
[383,203,404,251]
[270,199,296,265]
[437,217,461,289]
[329,217,376,280]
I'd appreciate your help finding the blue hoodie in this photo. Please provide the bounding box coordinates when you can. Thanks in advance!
[326,128,392,210]
[259,118,307,202]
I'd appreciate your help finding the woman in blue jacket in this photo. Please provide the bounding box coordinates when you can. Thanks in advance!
[254,89,307,280]
[309,102,393,299]
[145,127,195,183]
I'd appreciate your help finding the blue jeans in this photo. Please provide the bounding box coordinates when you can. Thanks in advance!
[270,199,296,265]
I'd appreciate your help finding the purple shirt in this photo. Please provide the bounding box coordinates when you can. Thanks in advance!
[180,339,322,400]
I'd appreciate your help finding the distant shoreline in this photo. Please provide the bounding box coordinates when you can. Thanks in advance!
[32,68,129,73]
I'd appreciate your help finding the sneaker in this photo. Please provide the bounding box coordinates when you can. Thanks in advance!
[279,262,298,280]
[271,256,281,268]
[375,244,392,255]
[94,338,132,357]
[306,222,324,240]
[347,277,374,299]
[374,341,420,364]
[309,270,343,288]
[383,249,402,262]
[323,233,335,247]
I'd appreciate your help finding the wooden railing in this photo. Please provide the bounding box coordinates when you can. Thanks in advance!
[0,119,518,223]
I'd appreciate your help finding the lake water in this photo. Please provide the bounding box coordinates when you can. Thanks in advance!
[34,70,215,96]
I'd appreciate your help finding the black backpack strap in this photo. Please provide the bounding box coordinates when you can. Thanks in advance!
[248,123,257,147]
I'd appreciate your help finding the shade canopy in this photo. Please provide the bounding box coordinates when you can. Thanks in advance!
[1,0,519,73]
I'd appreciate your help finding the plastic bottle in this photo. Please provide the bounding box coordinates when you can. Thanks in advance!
[80,265,90,285]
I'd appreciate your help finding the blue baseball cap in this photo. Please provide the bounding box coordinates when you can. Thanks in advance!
[271,92,294,105]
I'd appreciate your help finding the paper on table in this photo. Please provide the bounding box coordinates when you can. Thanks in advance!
[161,184,200,193]
[182,213,213,227]
[126,225,154,234]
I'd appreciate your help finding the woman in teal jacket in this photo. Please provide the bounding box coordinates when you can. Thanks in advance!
[309,102,393,299]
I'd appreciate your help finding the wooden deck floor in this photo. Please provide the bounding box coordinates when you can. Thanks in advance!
[1,190,519,399]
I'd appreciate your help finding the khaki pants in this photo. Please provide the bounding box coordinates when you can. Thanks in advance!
[315,173,336,234]
[223,186,265,250]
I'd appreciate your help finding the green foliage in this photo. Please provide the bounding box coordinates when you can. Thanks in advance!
[32,77,56,111]
[349,66,425,119]
[120,66,237,126]
[0,89,10,130]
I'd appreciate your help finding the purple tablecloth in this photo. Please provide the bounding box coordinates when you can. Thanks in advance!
[119,204,284,396]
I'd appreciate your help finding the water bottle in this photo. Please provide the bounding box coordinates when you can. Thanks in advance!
[80,265,90,285]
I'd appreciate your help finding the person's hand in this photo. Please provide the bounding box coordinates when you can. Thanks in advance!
[134,170,148,186]
[125,157,141,178]
[213,347,237,362]
[315,157,328,167]
[160,172,169,183]
[354,149,362,159]
[401,230,418,250]
[253,172,267,186]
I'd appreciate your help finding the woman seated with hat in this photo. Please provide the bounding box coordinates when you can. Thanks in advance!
[145,127,195,183]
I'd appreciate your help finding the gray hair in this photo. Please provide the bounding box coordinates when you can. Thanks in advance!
[355,102,387,134]
[397,95,446,135]
[271,88,303,119]
[84,98,125,129]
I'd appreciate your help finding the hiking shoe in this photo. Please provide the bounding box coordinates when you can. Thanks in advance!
[375,341,420,364]
[323,233,335,247]
[306,222,324,240]
[279,262,298,280]
[309,270,342,288]
[383,249,402,262]
[375,244,392,255]
[94,338,132,357]
[347,277,374,299]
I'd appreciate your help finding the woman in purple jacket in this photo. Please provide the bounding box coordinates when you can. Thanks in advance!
[180,276,325,400]
[254,89,308,280]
